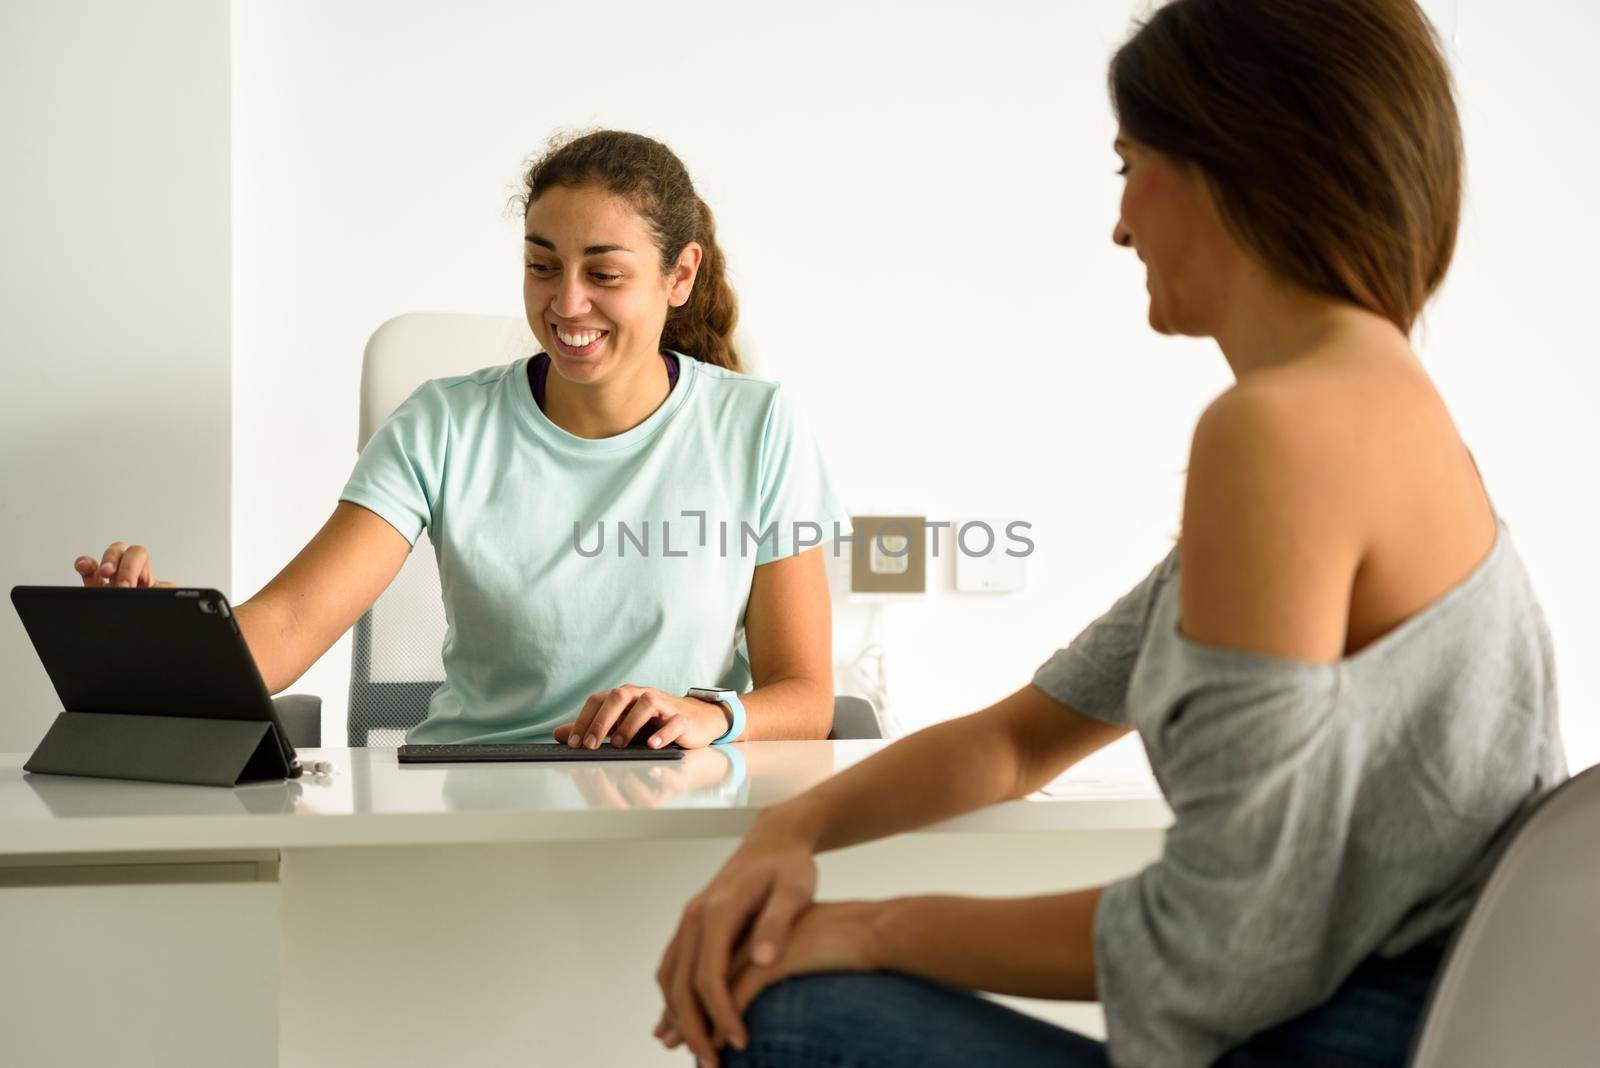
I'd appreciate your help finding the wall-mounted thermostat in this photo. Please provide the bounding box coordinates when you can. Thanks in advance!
[953,517,1028,594]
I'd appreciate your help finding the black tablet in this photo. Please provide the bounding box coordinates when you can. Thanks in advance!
[398,742,685,764]
[9,585,302,779]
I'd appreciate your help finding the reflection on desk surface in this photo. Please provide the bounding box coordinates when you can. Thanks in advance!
[22,771,302,819]
[367,741,842,815]
[0,741,1169,836]
[0,741,853,820]
[439,745,746,813]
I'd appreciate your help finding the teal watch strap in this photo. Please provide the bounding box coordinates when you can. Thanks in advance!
[689,687,747,744]
[712,690,746,744]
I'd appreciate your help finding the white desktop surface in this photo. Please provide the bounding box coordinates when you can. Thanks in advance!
[0,740,1170,855]
[0,741,1170,1067]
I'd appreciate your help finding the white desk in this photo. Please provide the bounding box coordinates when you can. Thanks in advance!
[0,741,1169,1067]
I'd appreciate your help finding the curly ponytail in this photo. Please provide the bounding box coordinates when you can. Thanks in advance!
[662,198,738,370]
[514,130,742,372]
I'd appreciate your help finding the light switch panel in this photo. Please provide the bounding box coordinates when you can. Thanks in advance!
[850,516,926,594]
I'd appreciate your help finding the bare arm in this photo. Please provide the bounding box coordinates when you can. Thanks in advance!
[233,501,413,695]
[879,890,1103,1000]
[763,682,1129,851]
[1179,384,1363,660]
[731,887,1105,1014]
[739,546,834,740]
[657,684,1128,1058]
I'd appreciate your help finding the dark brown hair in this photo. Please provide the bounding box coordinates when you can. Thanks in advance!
[514,130,741,371]
[1110,0,1462,334]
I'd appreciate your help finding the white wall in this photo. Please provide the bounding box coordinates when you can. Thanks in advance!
[1424,0,1600,770]
[230,0,1598,771]
[0,0,232,753]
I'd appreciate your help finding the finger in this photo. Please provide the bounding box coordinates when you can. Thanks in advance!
[667,917,718,1064]
[746,884,811,971]
[74,556,101,588]
[694,890,756,1051]
[113,545,146,589]
[113,545,148,588]
[657,914,686,999]
[652,1004,686,1049]
[585,688,639,749]
[552,723,573,744]
[154,580,176,589]
[612,696,665,748]
[567,694,604,747]
[99,542,128,582]
[732,962,784,1016]
[728,932,755,977]
[646,716,686,750]
[653,1006,684,1048]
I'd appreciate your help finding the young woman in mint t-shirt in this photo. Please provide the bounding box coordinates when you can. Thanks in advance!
[72,130,843,751]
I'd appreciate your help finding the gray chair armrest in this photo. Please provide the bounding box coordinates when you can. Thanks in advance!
[828,696,883,740]
[271,694,322,749]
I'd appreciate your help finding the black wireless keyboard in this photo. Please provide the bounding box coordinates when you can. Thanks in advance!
[397,742,684,764]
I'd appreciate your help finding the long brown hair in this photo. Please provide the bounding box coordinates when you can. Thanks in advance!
[1110,0,1462,334]
[514,130,741,371]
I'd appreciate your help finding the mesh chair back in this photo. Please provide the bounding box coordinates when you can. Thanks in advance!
[347,312,771,745]
[348,543,448,746]
[1407,762,1599,1067]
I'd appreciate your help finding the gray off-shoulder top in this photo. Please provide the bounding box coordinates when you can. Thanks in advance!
[1032,513,1567,1068]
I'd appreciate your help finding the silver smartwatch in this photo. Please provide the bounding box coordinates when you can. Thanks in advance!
[686,687,746,744]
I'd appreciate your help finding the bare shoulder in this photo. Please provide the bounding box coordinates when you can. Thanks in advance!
[1182,351,1494,661]
[1181,373,1368,661]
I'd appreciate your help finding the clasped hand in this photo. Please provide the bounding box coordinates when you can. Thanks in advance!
[653,830,882,1066]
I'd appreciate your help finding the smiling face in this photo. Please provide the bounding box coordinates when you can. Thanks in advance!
[523,184,700,387]
[1111,134,1242,338]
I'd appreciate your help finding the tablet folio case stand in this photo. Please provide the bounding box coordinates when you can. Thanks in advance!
[25,711,291,787]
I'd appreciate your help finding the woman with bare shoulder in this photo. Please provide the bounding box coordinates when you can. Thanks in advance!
[653,3,1566,1066]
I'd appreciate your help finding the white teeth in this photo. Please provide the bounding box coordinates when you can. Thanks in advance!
[556,328,603,347]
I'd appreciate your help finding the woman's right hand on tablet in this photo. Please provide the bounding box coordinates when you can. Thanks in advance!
[73,542,175,588]
[654,823,819,1060]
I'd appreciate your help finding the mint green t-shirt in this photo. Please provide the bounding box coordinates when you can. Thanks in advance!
[338,351,847,744]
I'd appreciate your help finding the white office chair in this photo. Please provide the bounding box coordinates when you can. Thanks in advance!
[345,312,548,745]
[1406,761,1600,1067]
[297,311,880,746]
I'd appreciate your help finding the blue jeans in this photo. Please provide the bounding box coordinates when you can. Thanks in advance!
[723,938,1446,1068]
